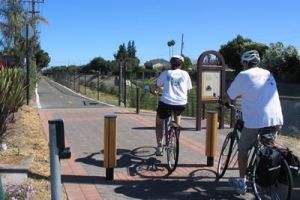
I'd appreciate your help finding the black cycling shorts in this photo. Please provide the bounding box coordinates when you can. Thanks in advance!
[156,101,186,119]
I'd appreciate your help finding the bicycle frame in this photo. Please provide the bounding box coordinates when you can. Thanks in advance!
[218,103,293,199]
[162,111,180,172]
[163,112,175,145]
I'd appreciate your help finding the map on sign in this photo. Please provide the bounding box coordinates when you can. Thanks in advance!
[202,71,220,99]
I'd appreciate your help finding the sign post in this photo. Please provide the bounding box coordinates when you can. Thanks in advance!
[196,50,227,130]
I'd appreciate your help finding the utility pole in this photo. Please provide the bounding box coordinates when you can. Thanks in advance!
[21,0,44,105]
[23,0,44,29]
[180,33,184,56]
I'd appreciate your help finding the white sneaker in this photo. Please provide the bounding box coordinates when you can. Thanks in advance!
[229,177,247,195]
[155,146,163,156]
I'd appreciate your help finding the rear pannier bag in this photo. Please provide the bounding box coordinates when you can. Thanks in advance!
[256,146,282,187]
[278,150,300,183]
[285,150,300,178]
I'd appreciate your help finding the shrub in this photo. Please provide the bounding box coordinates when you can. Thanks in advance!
[0,68,25,143]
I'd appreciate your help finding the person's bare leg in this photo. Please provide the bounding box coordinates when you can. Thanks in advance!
[238,150,248,178]
[156,115,164,147]
[174,115,181,125]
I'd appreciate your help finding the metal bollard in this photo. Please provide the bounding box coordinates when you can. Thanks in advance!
[0,177,4,200]
[49,119,62,200]
[104,115,117,180]
[49,119,71,200]
[54,120,71,159]
[205,111,218,167]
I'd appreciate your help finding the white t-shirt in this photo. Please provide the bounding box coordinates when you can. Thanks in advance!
[157,69,192,105]
[227,67,283,128]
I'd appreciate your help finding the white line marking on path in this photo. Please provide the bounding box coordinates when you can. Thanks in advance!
[44,77,115,107]
[35,84,42,109]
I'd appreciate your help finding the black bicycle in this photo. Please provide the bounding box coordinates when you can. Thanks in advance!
[162,112,180,172]
[217,104,293,200]
[150,88,180,172]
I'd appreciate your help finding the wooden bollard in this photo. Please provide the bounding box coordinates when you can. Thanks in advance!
[205,111,218,167]
[104,114,117,180]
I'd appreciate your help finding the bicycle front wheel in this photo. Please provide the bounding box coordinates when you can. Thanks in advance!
[217,132,235,179]
[166,126,179,172]
[252,158,293,200]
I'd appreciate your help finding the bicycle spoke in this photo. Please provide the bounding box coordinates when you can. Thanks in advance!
[252,158,292,200]
[217,133,235,178]
[166,127,179,172]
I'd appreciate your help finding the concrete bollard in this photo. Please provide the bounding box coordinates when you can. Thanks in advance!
[104,114,117,180]
[205,111,218,167]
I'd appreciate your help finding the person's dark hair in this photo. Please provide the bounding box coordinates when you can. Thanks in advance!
[170,55,184,69]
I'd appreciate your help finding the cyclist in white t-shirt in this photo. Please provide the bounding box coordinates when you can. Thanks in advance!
[153,55,192,156]
[226,50,283,194]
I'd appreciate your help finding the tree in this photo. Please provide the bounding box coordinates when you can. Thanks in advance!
[261,42,300,82]
[0,0,25,62]
[167,40,175,58]
[0,0,48,66]
[219,35,268,73]
[114,43,127,61]
[182,55,192,71]
[114,41,140,72]
[127,40,136,58]
[35,48,50,70]
[84,56,108,73]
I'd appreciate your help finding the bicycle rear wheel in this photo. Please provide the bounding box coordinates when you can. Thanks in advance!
[166,126,179,172]
[217,132,235,179]
[252,158,293,200]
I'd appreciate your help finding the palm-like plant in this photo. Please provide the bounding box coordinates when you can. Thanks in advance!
[0,0,48,65]
[167,40,175,58]
[0,0,24,53]
[0,68,25,143]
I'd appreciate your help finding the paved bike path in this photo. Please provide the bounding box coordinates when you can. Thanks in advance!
[37,77,300,200]
[38,106,300,200]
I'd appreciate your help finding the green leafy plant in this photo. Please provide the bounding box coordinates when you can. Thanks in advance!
[0,68,25,143]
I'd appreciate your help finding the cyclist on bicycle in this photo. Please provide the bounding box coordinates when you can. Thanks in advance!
[152,55,192,156]
[225,50,283,194]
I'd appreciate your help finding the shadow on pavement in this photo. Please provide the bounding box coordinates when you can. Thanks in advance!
[71,146,300,200]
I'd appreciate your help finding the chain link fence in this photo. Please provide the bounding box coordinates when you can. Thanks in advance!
[46,71,230,122]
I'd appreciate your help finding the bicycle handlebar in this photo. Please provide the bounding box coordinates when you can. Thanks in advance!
[218,99,235,109]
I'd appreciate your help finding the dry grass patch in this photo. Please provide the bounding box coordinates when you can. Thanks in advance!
[0,105,66,200]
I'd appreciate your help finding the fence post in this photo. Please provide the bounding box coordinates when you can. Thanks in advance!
[84,74,87,95]
[136,87,140,114]
[205,111,218,167]
[73,72,76,91]
[104,115,117,180]
[97,71,100,100]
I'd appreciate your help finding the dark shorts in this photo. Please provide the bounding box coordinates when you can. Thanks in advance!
[156,101,186,119]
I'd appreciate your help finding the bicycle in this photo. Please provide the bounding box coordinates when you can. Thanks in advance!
[150,87,181,172]
[162,111,181,172]
[217,103,293,200]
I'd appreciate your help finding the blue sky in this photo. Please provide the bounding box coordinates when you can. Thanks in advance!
[38,0,300,67]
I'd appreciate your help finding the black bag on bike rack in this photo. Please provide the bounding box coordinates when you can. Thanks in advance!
[278,150,300,183]
[256,146,282,187]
